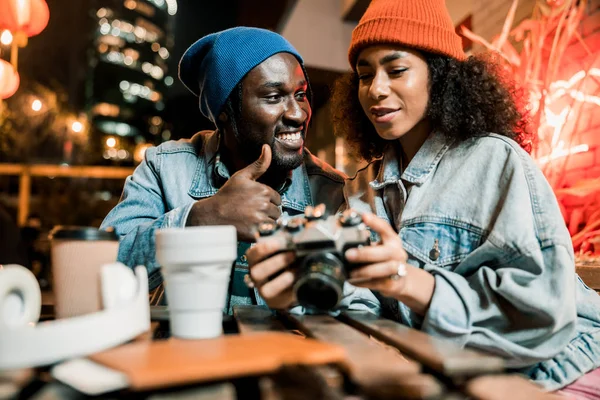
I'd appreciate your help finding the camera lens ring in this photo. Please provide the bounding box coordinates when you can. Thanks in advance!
[294,252,345,312]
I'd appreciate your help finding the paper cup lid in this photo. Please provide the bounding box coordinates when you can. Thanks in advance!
[156,226,237,266]
[49,226,118,241]
[155,225,237,249]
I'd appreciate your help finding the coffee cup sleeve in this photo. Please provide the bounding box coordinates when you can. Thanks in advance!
[0,265,42,329]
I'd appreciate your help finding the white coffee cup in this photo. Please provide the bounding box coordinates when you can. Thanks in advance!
[49,226,120,319]
[155,225,237,339]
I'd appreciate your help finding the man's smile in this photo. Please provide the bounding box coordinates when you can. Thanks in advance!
[274,129,304,150]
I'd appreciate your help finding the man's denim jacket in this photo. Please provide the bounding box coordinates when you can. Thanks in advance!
[343,131,600,390]
[100,130,346,312]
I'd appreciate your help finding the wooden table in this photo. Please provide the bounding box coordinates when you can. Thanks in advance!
[9,305,562,400]
[576,264,600,292]
[231,306,561,400]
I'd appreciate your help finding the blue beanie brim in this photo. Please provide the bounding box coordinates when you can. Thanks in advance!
[178,27,306,123]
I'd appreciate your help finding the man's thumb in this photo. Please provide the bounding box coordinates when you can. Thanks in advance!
[236,144,272,180]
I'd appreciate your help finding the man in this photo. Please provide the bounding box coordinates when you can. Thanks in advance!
[100,27,345,312]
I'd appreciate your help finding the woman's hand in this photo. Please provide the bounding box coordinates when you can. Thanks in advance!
[345,213,435,315]
[345,213,409,297]
[246,236,297,310]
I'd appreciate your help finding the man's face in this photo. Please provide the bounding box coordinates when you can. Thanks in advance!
[235,52,311,171]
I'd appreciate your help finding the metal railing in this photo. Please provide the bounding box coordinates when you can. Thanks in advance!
[0,163,134,225]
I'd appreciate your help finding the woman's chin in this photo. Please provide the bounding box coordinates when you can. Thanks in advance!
[375,127,407,141]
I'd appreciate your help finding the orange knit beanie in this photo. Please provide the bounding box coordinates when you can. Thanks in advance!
[348,0,466,69]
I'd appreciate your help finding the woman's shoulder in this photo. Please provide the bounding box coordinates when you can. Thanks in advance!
[452,132,526,156]
[449,133,538,177]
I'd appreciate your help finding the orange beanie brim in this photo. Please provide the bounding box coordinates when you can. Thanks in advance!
[348,0,466,69]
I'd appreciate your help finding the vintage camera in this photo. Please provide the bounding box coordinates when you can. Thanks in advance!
[257,204,370,312]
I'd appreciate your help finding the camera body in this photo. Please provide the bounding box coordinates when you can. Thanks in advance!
[257,205,370,312]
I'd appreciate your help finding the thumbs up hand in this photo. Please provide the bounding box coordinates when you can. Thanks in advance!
[186,145,283,241]
[232,143,272,181]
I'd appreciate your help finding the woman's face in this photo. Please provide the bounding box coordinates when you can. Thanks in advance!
[356,45,430,142]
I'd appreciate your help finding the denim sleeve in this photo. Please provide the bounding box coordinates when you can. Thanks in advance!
[421,243,577,368]
[100,147,194,290]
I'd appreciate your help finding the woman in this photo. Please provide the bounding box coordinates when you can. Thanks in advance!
[247,0,600,395]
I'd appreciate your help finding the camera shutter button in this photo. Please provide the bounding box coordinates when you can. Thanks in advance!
[257,221,277,236]
[305,204,326,220]
[339,209,362,227]
[286,217,305,232]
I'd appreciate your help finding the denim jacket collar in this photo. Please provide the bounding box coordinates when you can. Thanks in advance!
[187,130,310,212]
[370,130,453,190]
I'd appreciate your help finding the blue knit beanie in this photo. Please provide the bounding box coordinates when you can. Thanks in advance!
[179,27,306,123]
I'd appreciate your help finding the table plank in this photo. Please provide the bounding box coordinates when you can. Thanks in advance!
[576,265,600,290]
[341,311,505,379]
[260,365,346,400]
[283,312,447,399]
[284,313,420,374]
[232,306,345,398]
[233,305,288,334]
[147,382,237,400]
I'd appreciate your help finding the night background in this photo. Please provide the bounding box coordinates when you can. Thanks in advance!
[0,0,369,279]
[2,0,599,289]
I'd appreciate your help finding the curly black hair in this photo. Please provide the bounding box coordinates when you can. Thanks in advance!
[331,53,532,162]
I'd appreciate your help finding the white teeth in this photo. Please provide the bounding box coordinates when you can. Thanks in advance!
[278,132,301,141]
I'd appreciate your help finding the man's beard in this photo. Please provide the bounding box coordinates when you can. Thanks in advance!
[238,135,303,171]
[233,125,304,172]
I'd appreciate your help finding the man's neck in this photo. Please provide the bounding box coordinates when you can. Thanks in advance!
[257,167,291,192]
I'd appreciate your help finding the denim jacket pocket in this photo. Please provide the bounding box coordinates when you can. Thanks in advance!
[400,217,484,271]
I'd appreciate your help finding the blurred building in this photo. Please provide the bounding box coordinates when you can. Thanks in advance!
[86,0,177,165]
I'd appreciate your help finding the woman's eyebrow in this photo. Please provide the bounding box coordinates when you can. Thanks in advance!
[356,51,407,68]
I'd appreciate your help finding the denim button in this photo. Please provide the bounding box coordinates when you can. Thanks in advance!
[429,239,440,261]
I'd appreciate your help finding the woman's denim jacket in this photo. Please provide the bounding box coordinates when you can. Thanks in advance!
[100,130,346,312]
[343,131,600,390]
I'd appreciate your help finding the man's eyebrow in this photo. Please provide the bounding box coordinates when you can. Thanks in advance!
[260,80,307,89]
[356,51,407,68]
[261,81,284,89]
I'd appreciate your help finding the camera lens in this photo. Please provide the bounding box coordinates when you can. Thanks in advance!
[294,253,345,312]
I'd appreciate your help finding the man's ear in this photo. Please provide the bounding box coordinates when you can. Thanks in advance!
[218,112,228,123]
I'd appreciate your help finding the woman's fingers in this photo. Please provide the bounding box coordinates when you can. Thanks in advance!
[350,276,404,297]
[259,271,295,299]
[361,212,399,243]
[345,244,406,264]
[249,251,295,284]
[246,236,289,265]
[349,259,404,281]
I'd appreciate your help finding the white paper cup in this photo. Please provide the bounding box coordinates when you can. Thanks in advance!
[155,225,237,339]
[49,227,119,319]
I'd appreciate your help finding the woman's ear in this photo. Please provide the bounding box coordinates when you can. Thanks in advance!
[218,112,228,123]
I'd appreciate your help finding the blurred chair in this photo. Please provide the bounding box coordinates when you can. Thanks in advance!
[149,282,165,306]
[0,204,30,269]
